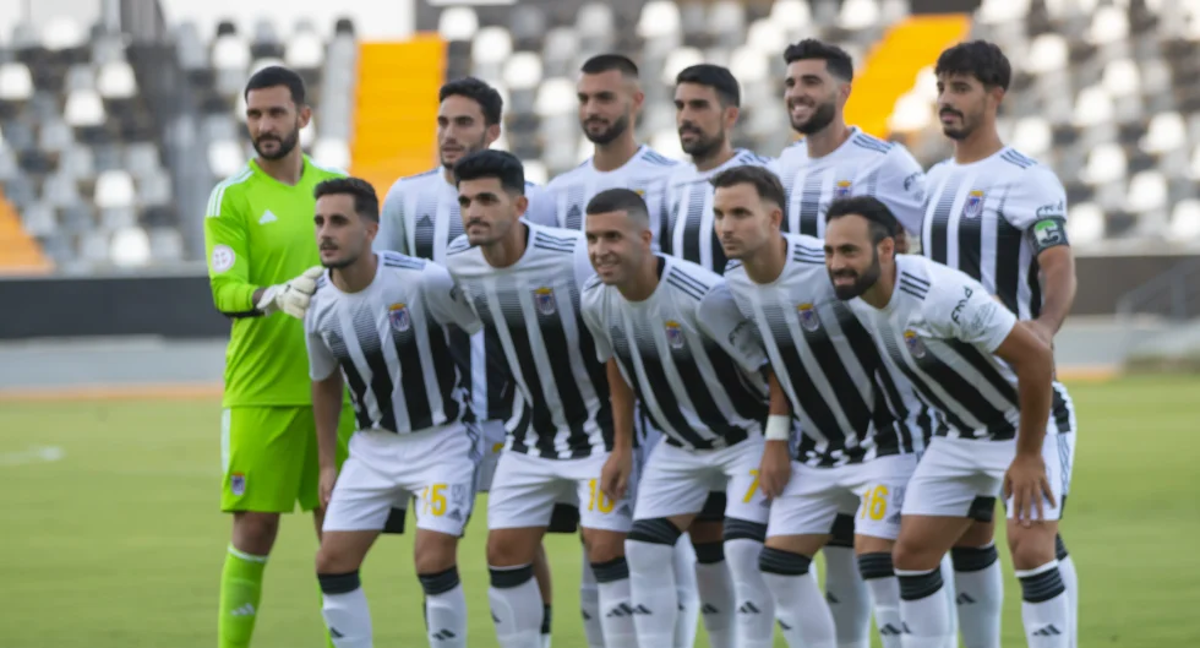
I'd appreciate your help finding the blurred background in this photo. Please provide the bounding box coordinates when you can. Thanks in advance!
[0,1,1197,646]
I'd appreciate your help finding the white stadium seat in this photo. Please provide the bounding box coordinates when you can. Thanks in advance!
[1012,116,1053,158]
[212,34,252,70]
[534,78,575,117]
[471,27,512,68]
[284,31,325,69]
[209,140,246,183]
[504,53,544,91]
[1025,34,1069,75]
[43,17,86,51]
[1102,58,1141,97]
[770,0,812,33]
[110,226,152,267]
[0,63,33,102]
[1126,170,1168,213]
[438,6,479,42]
[313,138,350,171]
[64,89,107,128]
[1082,143,1127,185]
[889,91,933,133]
[1073,85,1114,128]
[97,61,138,100]
[979,0,1030,25]
[1141,111,1186,153]
[94,170,137,210]
[839,0,882,30]
[638,1,681,39]
[730,46,769,84]
[1169,199,1200,240]
[661,48,704,86]
[1066,202,1106,245]
[1088,5,1130,44]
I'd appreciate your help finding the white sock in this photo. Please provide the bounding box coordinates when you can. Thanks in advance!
[488,564,543,648]
[419,568,467,648]
[1056,535,1078,648]
[857,553,902,648]
[673,536,700,648]
[592,557,637,646]
[896,567,953,648]
[318,571,372,648]
[823,544,871,648]
[759,547,837,648]
[693,543,737,648]
[725,535,776,648]
[579,552,605,648]
[940,553,958,648]
[625,538,679,644]
[1017,560,1070,648]
[952,544,1003,648]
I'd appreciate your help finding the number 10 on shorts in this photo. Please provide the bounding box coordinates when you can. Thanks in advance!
[587,479,615,513]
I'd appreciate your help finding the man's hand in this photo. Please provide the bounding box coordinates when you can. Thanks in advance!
[758,440,792,500]
[319,464,339,510]
[600,446,633,503]
[1004,451,1054,528]
[256,266,324,318]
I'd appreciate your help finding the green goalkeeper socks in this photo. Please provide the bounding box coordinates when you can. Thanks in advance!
[219,544,267,648]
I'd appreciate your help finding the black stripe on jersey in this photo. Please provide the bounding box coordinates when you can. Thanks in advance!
[797,174,824,236]
[570,283,612,449]
[910,345,1014,438]
[447,326,474,411]
[762,306,854,462]
[667,266,710,294]
[351,307,398,432]
[888,359,973,435]
[995,189,1025,316]
[326,317,373,430]
[534,242,576,255]
[1051,384,1072,434]
[956,189,983,281]
[489,290,556,455]
[484,327,514,420]
[898,285,928,301]
[898,273,930,299]
[382,254,425,270]
[666,275,706,302]
[413,199,437,261]
[798,306,873,450]
[390,305,433,429]
[725,259,744,273]
[426,315,461,426]
[1001,150,1034,169]
[927,173,963,264]
[700,340,768,430]
[830,303,906,455]
[793,245,824,263]
[533,291,593,456]
[681,184,707,267]
[621,326,710,448]
[946,340,1018,407]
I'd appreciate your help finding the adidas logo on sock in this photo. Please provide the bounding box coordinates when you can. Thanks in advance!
[230,604,256,617]
[701,603,719,615]
[778,620,793,631]
[431,629,457,641]
[491,611,501,623]
[606,603,643,618]
[329,627,344,638]
[825,592,840,604]
[1033,624,1062,637]
[879,623,903,636]
[957,593,977,605]
[738,602,761,614]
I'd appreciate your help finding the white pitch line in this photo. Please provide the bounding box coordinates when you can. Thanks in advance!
[0,445,65,466]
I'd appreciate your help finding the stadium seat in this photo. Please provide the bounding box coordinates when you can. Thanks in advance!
[1142,111,1186,153]
[770,0,812,34]
[43,172,82,209]
[94,169,136,210]
[137,171,172,207]
[1126,169,1168,213]
[1026,34,1069,75]
[438,6,480,42]
[285,27,325,70]
[1073,85,1115,127]
[889,91,934,133]
[1169,198,1200,239]
[0,63,34,102]
[838,0,882,31]
[97,61,138,100]
[110,224,151,267]
[208,140,244,178]
[1013,116,1053,157]
[534,78,575,117]
[43,17,87,52]
[1089,5,1130,44]
[662,47,705,85]
[149,226,185,261]
[1083,143,1127,185]
[1067,201,1106,244]
[21,201,56,237]
[504,52,544,91]
[313,138,350,170]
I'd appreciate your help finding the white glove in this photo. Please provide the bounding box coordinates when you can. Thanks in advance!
[256,266,324,318]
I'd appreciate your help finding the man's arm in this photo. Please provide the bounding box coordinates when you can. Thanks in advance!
[1014,169,1075,339]
[423,262,483,335]
[992,321,1056,524]
[1032,240,1076,338]
[874,146,928,238]
[204,189,261,317]
[305,307,345,506]
[758,369,792,499]
[375,181,408,254]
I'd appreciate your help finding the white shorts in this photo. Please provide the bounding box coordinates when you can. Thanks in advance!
[902,434,1072,522]
[487,450,634,533]
[324,424,479,536]
[767,454,918,541]
[474,419,508,493]
[635,436,768,524]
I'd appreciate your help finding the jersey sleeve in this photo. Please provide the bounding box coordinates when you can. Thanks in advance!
[873,146,928,235]
[927,270,1018,353]
[1004,166,1070,255]
[696,281,769,373]
[304,300,338,381]
[375,180,408,254]
[573,233,597,291]
[522,183,559,227]
[203,183,261,317]
[580,279,613,363]
[422,262,483,335]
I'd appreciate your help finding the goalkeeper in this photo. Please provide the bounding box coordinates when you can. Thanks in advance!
[203,65,356,648]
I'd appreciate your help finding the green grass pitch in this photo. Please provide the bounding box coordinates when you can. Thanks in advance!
[2,374,1198,647]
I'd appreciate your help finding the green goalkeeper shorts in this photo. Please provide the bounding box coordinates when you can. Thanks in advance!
[220,405,353,513]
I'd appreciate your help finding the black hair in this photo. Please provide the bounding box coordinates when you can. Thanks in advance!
[452,150,526,194]
[580,53,640,78]
[935,40,1012,90]
[676,63,741,107]
[586,188,650,228]
[439,76,504,126]
[244,65,307,105]
[314,177,380,222]
[825,196,899,243]
[782,38,854,81]
[710,165,786,208]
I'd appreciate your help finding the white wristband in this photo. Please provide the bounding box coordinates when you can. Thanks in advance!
[765,414,791,441]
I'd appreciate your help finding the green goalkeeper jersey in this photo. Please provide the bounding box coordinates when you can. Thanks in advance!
[204,156,345,408]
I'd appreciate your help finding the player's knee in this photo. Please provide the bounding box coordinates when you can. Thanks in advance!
[315,544,361,575]
[487,530,537,567]
[583,529,627,564]
[232,512,280,555]
[955,518,995,548]
[414,533,458,575]
[417,566,462,597]
[891,535,936,572]
[1006,524,1057,571]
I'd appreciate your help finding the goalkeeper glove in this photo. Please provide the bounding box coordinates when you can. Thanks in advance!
[255,266,324,318]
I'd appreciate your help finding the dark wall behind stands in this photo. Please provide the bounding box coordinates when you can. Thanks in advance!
[0,254,1195,340]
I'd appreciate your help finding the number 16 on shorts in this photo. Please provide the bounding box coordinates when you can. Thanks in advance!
[856,482,905,539]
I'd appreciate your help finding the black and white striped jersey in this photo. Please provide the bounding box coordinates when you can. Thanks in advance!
[663,148,777,274]
[848,254,1024,442]
[375,168,555,429]
[581,255,770,451]
[543,145,678,242]
[919,146,1069,321]
[775,127,926,238]
[444,223,612,459]
[724,233,914,467]
[304,252,480,434]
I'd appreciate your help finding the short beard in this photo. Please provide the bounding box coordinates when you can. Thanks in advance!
[585,114,630,145]
[831,250,881,300]
[321,252,358,270]
[440,134,489,169]
[792,101,836,135]
[682,131,723,161]
[254,129,299,160]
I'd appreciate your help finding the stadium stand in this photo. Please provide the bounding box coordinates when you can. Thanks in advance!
[3,0,1199,274]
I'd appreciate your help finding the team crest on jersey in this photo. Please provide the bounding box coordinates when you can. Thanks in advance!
[230,472,246,496]
[634,188,646,197]
[903,330,927,358]
[796,303,821,332]
[833,180,852,198]
[388,303,411,332]
[533,287,558,315]
[664,320,685,349]
[962,190,985,219]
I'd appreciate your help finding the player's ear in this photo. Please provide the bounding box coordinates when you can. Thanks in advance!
[514,193,529,217]
[838,81,852,105]
[297,103,313,128]
[724,104,740,130]
[484,122,501,147]
[365,217,379,240]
